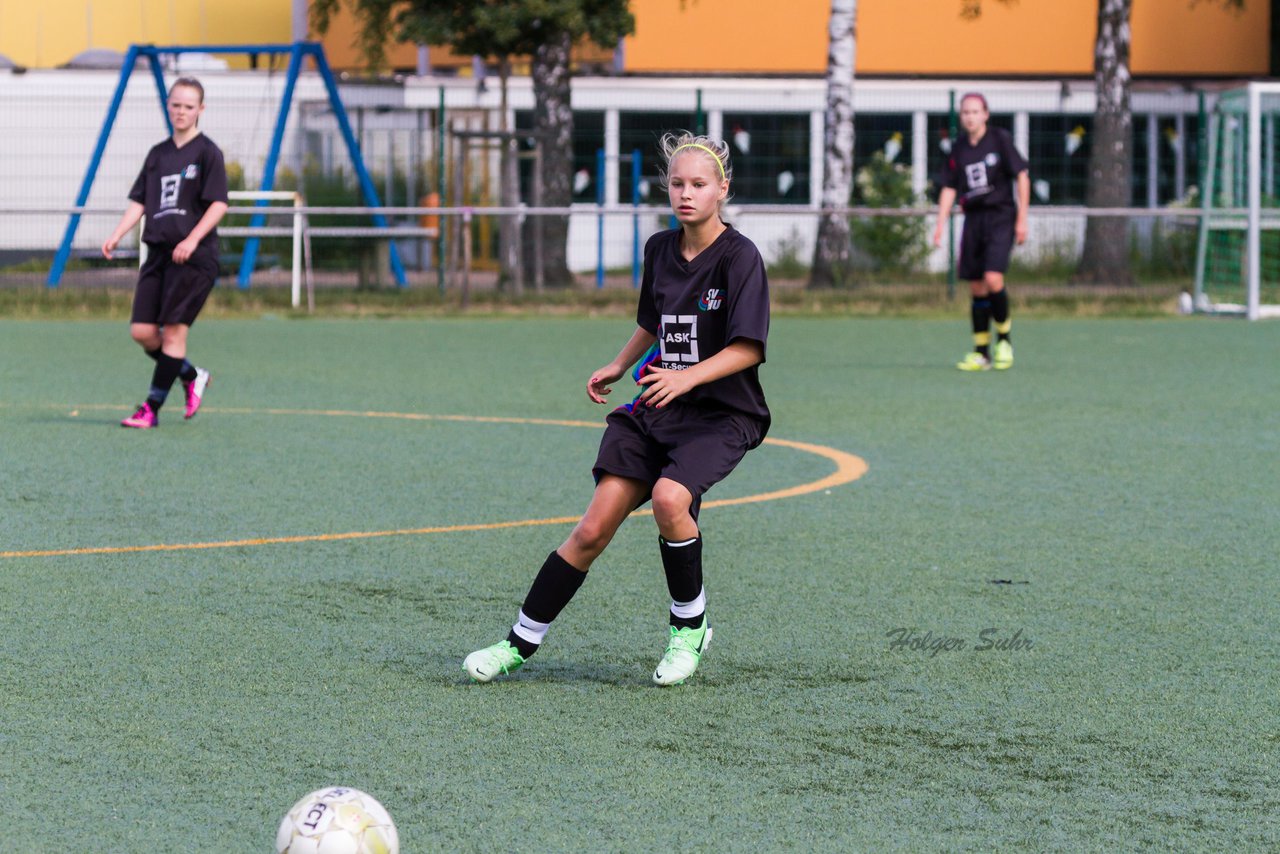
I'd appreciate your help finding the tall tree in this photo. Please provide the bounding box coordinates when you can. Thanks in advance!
[809,0,858,288]
[313,0,634,289]
[1077,0,1132,283]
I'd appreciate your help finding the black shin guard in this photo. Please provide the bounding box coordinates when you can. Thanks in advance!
[147,348,197,382]
[505,551,587,658]
[971,297,992,357]
[660,535,704,629]
[989,288,1011,341]
[147,353,185,410]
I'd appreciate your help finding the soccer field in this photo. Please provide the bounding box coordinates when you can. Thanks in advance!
[1,315,1277,850]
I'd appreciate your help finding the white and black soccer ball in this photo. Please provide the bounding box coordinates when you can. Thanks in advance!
[276,786,399,854]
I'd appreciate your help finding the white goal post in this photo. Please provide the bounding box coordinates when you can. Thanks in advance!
[1194,81,1280,320]
[220,190,312,310]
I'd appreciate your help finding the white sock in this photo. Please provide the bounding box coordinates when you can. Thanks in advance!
[511,609,550,646]
[670,587,706,620]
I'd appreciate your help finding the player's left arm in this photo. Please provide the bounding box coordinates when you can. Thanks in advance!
[173,201,228,263]
[637,338,764,408]
[1014,170,1031,245]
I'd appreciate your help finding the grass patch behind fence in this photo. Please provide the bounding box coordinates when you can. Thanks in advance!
[0,278,1183,320]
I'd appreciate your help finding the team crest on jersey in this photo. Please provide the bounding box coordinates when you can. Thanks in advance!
[985,152,999,167]
[184,164,199,179]
[698,288,723,311]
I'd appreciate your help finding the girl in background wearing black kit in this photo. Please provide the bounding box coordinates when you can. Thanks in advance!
[103,76,228,428]
[933,92,1030,371]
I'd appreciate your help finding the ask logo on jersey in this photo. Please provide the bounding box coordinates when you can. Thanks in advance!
[659,314,699,366]
[698,288,723,311]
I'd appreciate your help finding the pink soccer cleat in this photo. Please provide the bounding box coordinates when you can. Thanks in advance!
[121,402,158,429]
[183,367,211,419]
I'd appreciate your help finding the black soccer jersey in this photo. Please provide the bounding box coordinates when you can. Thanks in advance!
[942,126,1028,210]
[636,225,770,429]
[128,134,229,249]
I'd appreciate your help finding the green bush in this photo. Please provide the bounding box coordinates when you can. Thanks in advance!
[768,227,810,280]
[1131,218,1198,281]
[849,153,931,275]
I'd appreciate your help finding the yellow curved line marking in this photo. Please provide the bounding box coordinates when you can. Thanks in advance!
[2,407,867,559]
[702,437,867,508]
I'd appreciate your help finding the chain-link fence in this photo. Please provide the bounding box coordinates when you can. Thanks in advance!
[2,204,1203,302]
[0,70,1227,295]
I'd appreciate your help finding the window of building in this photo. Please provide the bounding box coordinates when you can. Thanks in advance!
[618,110,699,204]
[514,109,605,203]
[720,112,811,204]
[1028,114,1093,205]
[851,114,914,203]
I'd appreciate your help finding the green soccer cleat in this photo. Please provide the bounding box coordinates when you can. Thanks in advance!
[956,352,992,372]
[652,619,713,686]
[993,340,1014,370]
[464,640,525,683]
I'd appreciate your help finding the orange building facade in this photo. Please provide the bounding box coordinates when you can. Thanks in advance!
[319,0,1269,78]
[623,0,1268,77]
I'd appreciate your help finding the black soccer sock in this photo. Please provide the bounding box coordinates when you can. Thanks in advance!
[989,288,1011,343]
[505,550,587,659]
[146,347,198,382]
[971,297,992,358]
[146,353,185,411]
[660,535,705,629]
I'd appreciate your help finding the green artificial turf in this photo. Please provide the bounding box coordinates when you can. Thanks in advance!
[0,316,1276,851]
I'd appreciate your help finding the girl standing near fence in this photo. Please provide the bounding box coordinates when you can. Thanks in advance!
[102,76,228,427]
[933,92,1030,371]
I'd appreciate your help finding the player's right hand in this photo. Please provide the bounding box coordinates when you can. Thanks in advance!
[587,365,623,404]
[101,237,118,259]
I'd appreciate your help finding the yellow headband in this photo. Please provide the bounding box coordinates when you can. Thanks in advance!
[673,143,726,180]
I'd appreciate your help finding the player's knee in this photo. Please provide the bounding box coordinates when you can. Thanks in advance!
[985,272,1005,292]
[130,325,159,346]
[650,481,693,528]
[161,326,188,346]
[567,517,615,557]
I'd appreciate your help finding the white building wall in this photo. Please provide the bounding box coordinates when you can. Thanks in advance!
[1,68,1221,272]
[0,69,332,253]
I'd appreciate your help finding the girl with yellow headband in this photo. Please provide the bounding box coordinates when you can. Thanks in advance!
[465,131,771,686]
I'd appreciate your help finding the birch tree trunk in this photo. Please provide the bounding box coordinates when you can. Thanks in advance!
[810,0,858,288]
[496,58,523,295]
[529,30,575,288]
[1077,0,1133,284]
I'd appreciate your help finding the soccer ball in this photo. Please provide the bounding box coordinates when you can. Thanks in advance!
[276,786,399,854]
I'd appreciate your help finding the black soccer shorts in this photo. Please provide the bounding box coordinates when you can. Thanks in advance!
[592,400,764,520]
[131,242,219,326]
[957,205,1017,282]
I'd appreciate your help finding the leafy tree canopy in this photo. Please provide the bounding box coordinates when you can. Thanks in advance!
[313,0,635,71]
